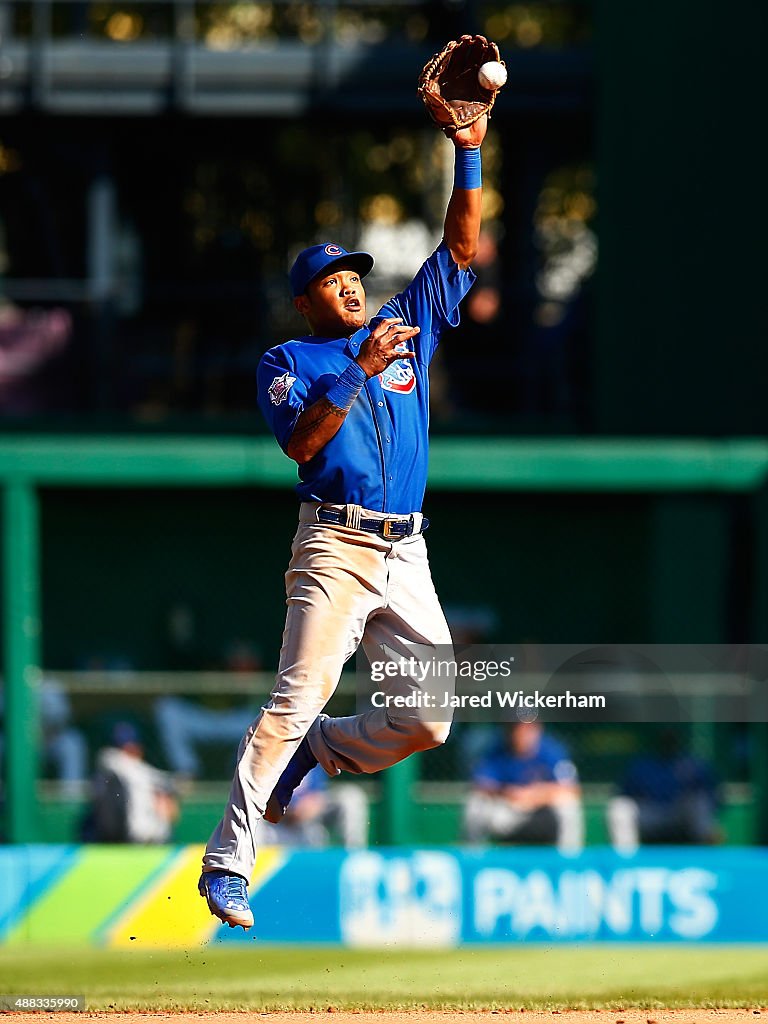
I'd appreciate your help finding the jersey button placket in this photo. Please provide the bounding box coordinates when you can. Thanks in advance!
[364,375,389,510]
[371,379,393,507]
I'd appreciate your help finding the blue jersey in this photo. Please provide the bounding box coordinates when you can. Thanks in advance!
[472,734,579,789]
[257,242,475,515]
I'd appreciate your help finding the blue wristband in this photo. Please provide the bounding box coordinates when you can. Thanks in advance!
[453,146,482,190]
[325,359,368,411]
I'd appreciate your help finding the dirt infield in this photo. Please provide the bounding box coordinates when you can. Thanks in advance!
[7,1012,768,1024]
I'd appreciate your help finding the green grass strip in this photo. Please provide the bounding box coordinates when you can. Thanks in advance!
[0,945,766,1010]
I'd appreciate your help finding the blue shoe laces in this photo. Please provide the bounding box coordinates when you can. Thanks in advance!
[224,876,247,901]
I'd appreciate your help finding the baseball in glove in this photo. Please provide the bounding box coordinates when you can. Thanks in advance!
[418,34,505,134]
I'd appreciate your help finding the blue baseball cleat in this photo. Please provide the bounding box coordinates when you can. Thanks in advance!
[198,870,254,930]
[264,737,318,824]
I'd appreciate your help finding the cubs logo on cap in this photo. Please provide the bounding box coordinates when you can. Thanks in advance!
[290,242,375,298]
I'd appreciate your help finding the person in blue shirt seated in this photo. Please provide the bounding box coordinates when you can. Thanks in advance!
[606,727,720,853]
[463,720,584,853]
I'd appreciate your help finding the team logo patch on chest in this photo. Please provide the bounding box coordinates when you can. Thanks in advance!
[379,359,416,394]
[268,371,297,406]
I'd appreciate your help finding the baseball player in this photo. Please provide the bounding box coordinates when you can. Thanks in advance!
[198,109,487,930]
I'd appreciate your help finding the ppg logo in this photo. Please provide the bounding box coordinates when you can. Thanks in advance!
[325,244,344,256]
[340,851,461,947]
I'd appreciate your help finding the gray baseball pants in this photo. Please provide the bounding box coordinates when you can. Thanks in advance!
[202,502,453,880]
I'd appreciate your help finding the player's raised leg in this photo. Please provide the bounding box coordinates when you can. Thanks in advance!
[200,519,388,926]
[302,531,455,776]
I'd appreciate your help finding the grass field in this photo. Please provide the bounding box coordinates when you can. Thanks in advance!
[0,945,767,1011]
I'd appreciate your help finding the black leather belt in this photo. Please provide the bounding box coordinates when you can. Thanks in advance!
[317,508,429,539]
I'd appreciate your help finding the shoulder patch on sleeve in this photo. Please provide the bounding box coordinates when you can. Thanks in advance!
[268,371,297,406]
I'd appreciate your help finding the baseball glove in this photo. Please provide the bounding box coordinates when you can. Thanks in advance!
[418,34,504,133]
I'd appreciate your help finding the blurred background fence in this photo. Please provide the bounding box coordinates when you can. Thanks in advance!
[0,0,766,850]
[2,437,768,846]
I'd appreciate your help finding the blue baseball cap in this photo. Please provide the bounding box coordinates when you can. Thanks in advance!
[289,242,374,298]
[111,720,141,747]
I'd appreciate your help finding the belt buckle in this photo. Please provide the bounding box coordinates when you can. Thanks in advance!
[381,518,402,540]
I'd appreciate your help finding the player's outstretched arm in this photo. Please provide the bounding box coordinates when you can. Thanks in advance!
[443,114,487,270]
[285,318,419,464]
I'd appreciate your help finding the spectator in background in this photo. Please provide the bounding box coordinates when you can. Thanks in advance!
[258,766,368,849]
[83,721,179,843]
[0,302,72,415]
[153,633,264,779]
[0,678,87,795]
[155,695,257,779]
[606,727,720,854]
[39,678,88,794]
[463,720,584,853]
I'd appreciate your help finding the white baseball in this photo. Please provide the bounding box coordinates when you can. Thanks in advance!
[478,61,507,91]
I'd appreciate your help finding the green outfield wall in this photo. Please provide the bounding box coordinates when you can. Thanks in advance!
[1,435,767,843]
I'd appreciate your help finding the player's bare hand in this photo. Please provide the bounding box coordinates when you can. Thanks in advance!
[356,317,418,378]
[452,113,488,149]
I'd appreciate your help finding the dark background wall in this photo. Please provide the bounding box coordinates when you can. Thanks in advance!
[594,0,768,435]
[34,486,737,670]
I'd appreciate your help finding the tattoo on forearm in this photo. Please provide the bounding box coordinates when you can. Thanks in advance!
[291,398,347,439]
